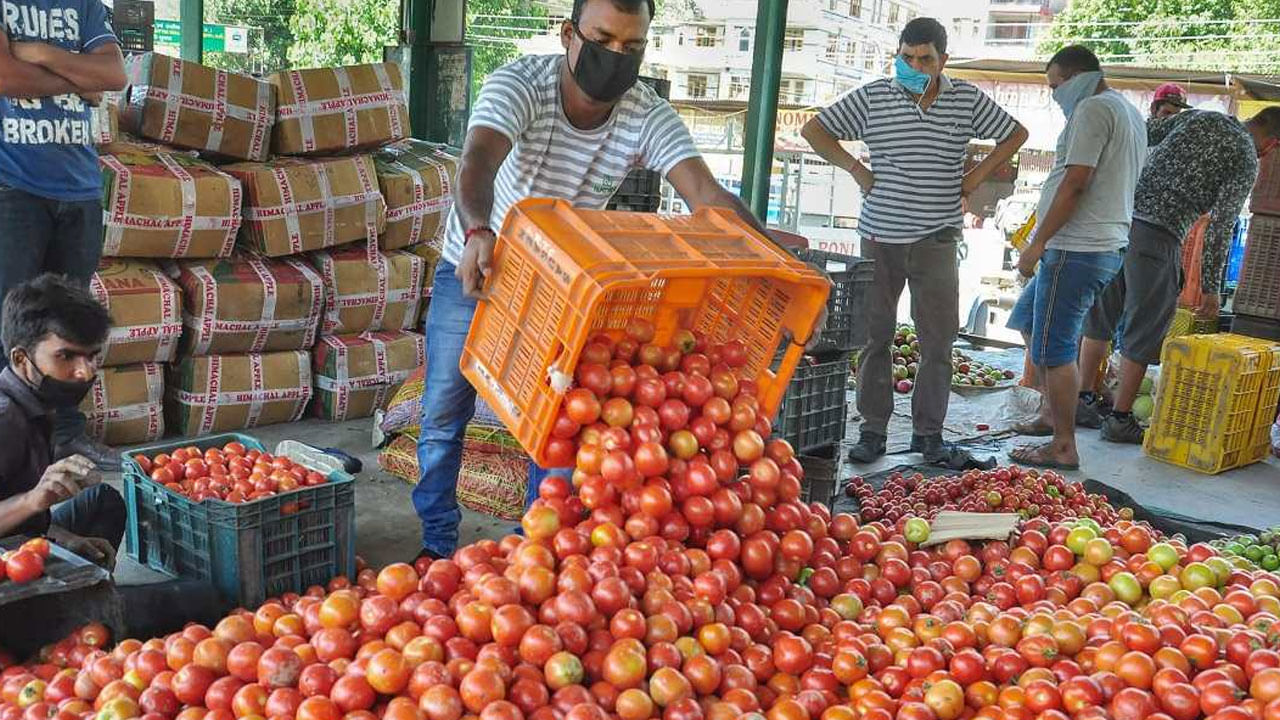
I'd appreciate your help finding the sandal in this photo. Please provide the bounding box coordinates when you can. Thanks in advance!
[1008,443,1080,471]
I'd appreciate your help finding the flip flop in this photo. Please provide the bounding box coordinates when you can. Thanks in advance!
[1008,444,1080,471]
[1012,421,1054,437]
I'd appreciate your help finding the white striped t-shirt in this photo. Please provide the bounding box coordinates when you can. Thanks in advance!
[440,54,703,266]
[818,76,1019,243]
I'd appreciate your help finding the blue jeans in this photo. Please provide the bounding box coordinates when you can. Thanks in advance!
[0,183,103,444]
[1008,249,1122,368]
[414,261,567,557]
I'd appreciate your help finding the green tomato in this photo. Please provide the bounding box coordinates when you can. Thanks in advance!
[1264,555,1280,572]
[1147,542,1179,572]
[830,593,864,621]
[1108,571,1143,606]
[1179,562,1218,590]
[1065,526,1097,556]
[1075,518,1102,534]
[1247,545,1267,562]
[1223,543,1245,556]
[904,518,931,544]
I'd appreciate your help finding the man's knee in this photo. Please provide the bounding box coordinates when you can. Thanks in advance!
[65,484,126,550]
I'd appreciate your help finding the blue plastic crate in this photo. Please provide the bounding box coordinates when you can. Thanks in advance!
[121,433,356,608]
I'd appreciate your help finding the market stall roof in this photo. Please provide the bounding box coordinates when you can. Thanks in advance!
[947,58,1280,98]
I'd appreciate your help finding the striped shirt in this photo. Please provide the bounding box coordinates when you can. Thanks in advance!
[441,54,702,266]
[818,76,1019,242]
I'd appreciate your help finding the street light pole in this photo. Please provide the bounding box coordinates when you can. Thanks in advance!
[739,0,789,221]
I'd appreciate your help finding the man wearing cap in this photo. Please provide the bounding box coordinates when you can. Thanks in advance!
[1150,83,1192,119]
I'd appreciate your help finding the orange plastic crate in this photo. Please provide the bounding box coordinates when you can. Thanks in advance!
[461,198,831,467]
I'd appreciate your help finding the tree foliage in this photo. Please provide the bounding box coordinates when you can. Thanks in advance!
[204,0,294,74]
[1039,0,1280,73]
[466,0,550,98]
[288,0,399,69]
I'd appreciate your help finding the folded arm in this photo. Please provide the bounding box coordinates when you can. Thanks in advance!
[0,33,80,98]
[8,39,126,94]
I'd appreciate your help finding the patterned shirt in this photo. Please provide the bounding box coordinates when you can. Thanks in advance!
[440,54,701,266]
[816,76,1020,242]
[1133,110,1259,294]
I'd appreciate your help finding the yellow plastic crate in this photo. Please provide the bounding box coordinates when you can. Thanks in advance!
[1144,333,1280,474]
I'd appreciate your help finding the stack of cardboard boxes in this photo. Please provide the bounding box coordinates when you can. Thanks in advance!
[83,53,458,444]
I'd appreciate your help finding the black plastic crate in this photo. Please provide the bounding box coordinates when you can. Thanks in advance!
[773,355,850,455]
[1230,313,1280,341]
[799,450,842,508]
[637,75,671,100]
[608,170,662,212]
[122,433,357,607]
[790,248,875,353]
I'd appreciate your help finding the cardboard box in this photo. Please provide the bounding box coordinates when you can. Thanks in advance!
[225,156,386,257]
[373,140,457,250]
[122,53,276,162]
[311,246,425,335]
[312,331,425,421]
[405,243,440,326]
[176,255,325,356]
[80,363,165,446]
[92,95,120,146]
[166,350,312,436]
[89,259,184,366]
[100,143,243,258]
[271,63,409,156]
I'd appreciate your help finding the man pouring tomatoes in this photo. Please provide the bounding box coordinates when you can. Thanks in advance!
[0,274,123,570]
[414,0,781,560]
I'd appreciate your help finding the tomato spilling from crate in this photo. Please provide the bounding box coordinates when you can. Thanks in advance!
[132,441,328,504]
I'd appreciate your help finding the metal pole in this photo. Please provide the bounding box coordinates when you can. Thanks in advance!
[739,0,788,220]
[406,0,434,139]
[180,0,203,63]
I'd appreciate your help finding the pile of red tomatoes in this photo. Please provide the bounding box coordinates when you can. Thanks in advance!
[132,442,329,505]
[845,469,1132,526]
[1,328,1279,720]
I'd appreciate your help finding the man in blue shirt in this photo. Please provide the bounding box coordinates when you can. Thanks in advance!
[0,0,126,469]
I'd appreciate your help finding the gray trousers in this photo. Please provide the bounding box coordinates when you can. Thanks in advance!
[857,230,960,437]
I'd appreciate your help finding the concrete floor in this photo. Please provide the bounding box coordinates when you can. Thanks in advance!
[114,376,1280,586]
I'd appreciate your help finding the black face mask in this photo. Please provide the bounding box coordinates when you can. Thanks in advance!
[19,350,95,408]
[570,24,643,103]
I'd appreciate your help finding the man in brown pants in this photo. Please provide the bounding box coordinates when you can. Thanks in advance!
[802,17,1027,462]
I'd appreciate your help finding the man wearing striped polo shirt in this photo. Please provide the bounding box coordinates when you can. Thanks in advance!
[802,17,1027,464]
[413,0,777,561]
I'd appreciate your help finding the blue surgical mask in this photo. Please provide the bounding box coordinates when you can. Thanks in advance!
[894,55,931,96]
[1052,70,1103,119]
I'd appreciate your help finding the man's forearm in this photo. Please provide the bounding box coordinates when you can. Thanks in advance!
[801,122,862,174]
[0,492,41,538]
[966,128,1028,187]
[22,45,125,92]
[0,58,80,98]
[454,159,498,232]
[716,189,771,238]
[1200,223,1233,295]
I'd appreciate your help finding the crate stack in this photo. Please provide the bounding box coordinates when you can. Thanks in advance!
[771,247,875,490]
[88,53,459,439]
[1233,150,1280,340]
[606,76,670,214]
